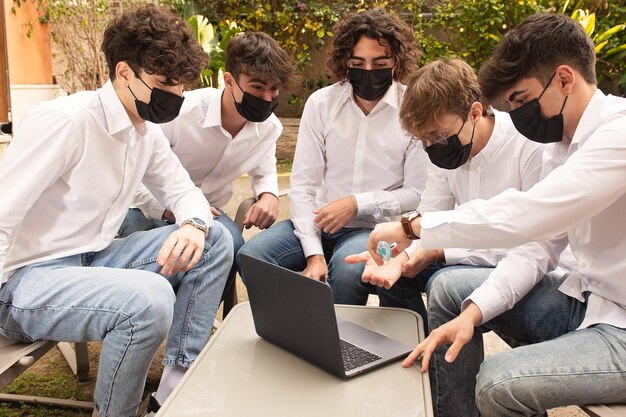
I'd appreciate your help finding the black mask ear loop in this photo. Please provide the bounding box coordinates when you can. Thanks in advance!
[128,70,151,100]
[539,72,569,116]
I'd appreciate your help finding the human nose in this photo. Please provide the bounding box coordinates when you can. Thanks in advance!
[164,84,184,97]
[261,89,277,102]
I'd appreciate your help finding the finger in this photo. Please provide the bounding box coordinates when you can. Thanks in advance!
[210,207,220,217]
[258,214,275,230]
[420,345,434,372]
[254,212,269,229]
[182,243,203,272]
[444,339,466,364]
[247,206,261,227]
[157,234,178,268]
[171,242,196,275]
[325,223,340,235]
[345,252,369,264]
[161,239,186,275]
[403,344,425,368]
[367,238,384,265]
[328,221,344,235]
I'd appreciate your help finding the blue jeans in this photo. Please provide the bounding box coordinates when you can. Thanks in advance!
[118,207,244,301]
[237,220,374,305]
[376,264,444,332]
[0,223,232,417]
[426,266,626,417]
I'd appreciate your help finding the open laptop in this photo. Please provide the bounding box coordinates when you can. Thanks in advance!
[240,254,414,378]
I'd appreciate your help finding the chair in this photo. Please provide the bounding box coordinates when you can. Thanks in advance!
[221,189,289,317]
[0,334,93,409]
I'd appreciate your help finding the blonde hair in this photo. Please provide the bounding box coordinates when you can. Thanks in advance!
[400,58,482,136]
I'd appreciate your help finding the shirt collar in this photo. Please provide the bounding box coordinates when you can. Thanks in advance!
[200,87,262,140]
[98,80,136,136]
[202,87,224,128]
[571,89,623,147]
[472,109,506,164]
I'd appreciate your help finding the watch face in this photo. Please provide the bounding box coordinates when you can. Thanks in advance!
[192,217,207,227]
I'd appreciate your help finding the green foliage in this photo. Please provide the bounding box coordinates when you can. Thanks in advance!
[187,15,242,88]
[570,6,626,93]
[414,0,558,70]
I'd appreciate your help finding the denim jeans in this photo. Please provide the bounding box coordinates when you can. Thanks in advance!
[426,266,626,417]
[376,263,444,332]
[0,223,232,417]
[237,219,374,305]
[118,207,244,302]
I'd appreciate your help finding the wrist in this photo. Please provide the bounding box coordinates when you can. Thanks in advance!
[306,254,325,265]
[350,195,358,216]
[259,192,279,202]
[401,211,420,240]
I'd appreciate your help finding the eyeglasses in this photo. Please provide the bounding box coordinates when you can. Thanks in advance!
[410,116,466,150]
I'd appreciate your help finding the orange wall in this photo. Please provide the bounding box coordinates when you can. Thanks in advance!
[3,0,52,84]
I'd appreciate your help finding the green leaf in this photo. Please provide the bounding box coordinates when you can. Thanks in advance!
[595,24,626,44]
[594,40,608,53]
[605,44,626,58]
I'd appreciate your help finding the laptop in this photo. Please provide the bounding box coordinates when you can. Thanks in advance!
[239,254,414,378]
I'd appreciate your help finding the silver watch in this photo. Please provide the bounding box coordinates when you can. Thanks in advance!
[181,217,208,236]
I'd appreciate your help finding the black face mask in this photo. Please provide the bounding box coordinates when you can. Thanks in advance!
[232,79,279,123]
[128,75,184,124]
[347,67,393,101]
[425,119,475,170]
[509,72,569,143]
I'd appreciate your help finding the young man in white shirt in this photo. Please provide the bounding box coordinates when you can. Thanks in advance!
[0,6,233,417]
[346,58,551,331]
[118,31,293,305]
[237,8,429,304]
[368,13,626,417]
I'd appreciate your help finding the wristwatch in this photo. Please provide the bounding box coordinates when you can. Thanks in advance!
[181,217,208,237]
[400,211,420,240]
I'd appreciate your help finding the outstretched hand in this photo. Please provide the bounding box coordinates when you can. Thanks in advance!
[403,303,483,372]
[345,251,406,290]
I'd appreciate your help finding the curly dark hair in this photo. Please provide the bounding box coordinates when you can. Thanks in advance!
[328,8,420,83]
[225,32,294,88]
[478,13,596,104]
[102,4,208,86]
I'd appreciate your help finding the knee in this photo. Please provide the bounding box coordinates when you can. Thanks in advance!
[206,222,234,263]
[427,270,458,308]
[475,357,521,417]
[124,278,175,338]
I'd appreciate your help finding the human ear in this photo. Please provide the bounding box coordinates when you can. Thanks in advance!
[470,101,483,122]
[555,65,575,94]
[115,61,133,87]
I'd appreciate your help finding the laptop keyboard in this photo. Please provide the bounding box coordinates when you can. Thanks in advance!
[340,339,382,371]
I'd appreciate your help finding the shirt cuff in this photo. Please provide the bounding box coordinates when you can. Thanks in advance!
[300,236,324,258]
[353,192,376,216]
[253,182,279,200]
[462,286,504,324]
[403,240,423,258]
[442,248,469,266]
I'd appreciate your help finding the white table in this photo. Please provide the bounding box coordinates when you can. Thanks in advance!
[158,302,433,417]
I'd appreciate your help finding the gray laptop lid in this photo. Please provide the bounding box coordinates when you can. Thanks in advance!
[240,254,413,377]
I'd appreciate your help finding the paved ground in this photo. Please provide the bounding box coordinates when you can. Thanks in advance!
[224,174,587,417]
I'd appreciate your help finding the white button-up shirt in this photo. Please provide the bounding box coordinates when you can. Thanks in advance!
[132,87,282,219]
[290,80,429,257]
[0,81,211,283]
[421,90,626,329]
